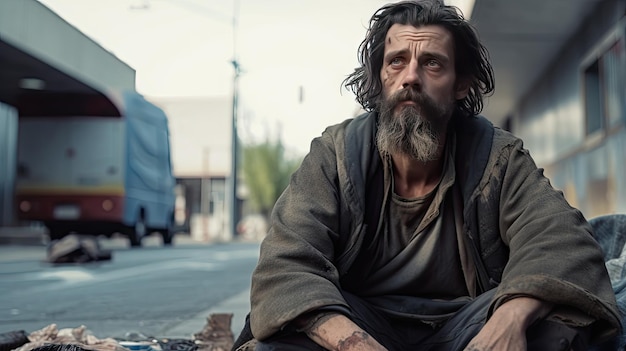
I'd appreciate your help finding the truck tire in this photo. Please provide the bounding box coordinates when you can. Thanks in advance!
[161,229,173,245]
[161,212,175,246]
[128,217,145,247]
[47,224,68,241]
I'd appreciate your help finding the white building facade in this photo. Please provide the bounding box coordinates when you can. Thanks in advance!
[472,0,626,218]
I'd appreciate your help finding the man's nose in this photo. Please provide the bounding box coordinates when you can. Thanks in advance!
[401,61,421,89]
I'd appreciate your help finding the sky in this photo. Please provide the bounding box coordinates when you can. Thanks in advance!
[36,0,473,156]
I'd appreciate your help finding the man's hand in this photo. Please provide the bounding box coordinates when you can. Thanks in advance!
[463,297,553,351]
[305,313,388,351]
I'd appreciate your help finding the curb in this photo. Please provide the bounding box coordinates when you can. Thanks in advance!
[164,287,250,339]
[0,227,47,246]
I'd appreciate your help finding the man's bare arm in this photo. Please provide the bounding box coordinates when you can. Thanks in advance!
[305,313,388,351]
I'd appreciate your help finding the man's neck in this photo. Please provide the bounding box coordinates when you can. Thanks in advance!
[391,146,446,198]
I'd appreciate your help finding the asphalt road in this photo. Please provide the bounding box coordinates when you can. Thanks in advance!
[0,236,260,340]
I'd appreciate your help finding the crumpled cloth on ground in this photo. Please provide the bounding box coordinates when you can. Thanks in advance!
[589,214,626,351]
[8,313,235,351]
[47,235,112,264]
[31,345,112,351]
[606,242,626,286]
[112,314,235,351]
[11,324,128,351]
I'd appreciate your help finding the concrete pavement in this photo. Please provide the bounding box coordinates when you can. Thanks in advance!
[0,226,234,247]
[0,226,47,246]
[0,230,253,340]
[165,286,250,339]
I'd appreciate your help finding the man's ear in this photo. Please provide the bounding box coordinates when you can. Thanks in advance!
[455,78,470,100]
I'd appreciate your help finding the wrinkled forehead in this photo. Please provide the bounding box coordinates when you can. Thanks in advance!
[384,24,454,53]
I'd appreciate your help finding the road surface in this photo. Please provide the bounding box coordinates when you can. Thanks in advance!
[0,236,259,340]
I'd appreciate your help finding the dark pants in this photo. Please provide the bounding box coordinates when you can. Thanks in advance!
[253,289,588,351]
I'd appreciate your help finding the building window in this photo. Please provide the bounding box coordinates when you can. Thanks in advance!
[584,61,603,134]
[209,177,226,213]
[603,40,625,127]
[583,39,626,136]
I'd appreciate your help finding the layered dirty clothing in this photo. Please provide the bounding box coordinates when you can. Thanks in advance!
[248,111,621,344]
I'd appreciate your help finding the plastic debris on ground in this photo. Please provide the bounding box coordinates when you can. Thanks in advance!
[1,314,234,351]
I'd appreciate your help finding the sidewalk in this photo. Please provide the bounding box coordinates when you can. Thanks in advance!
[165,287,250,339]
[0,227,252,339]
[0,244,47,263]
[0,226,225,247]
[0,226,47,246]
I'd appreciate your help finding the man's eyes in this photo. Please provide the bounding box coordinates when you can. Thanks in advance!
[425,59,441,68]
[388,57,442,68]
[390,57,404,66]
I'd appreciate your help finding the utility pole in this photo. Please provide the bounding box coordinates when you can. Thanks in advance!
[201,147,210,241]
[229,0,240,239]
[132,0,241,239]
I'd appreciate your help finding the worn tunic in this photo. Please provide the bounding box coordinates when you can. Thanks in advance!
[361,138,467,301]
[249,112,621,342]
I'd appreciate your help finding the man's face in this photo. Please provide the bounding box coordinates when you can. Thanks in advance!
[376,24,468,161]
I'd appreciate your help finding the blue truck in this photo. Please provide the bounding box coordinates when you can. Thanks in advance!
[15,91,176,247]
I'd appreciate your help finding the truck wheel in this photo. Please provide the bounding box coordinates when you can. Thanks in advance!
[129,217,145,247]
[161,229,173,245]
[161,212,175,246]
[47,226,68,241]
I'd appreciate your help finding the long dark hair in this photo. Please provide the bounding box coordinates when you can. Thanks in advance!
[343,0,494,116]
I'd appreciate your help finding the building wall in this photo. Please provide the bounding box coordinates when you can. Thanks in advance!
[151,97,232,178]
[151,97,234,239]
[0,103,18,226]
[176,177,230,240]
[512,1,626,218]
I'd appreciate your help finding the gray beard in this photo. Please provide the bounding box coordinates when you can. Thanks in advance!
[376,91,454,162]
[377,106,440,162]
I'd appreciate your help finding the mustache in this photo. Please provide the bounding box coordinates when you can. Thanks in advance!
[386,88,430,108]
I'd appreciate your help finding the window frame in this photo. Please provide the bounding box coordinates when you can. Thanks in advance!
[580,18,626,142]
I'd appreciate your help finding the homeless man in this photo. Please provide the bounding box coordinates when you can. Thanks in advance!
[235,0,622,350]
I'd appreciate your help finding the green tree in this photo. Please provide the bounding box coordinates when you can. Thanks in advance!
[242,138,301,219]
